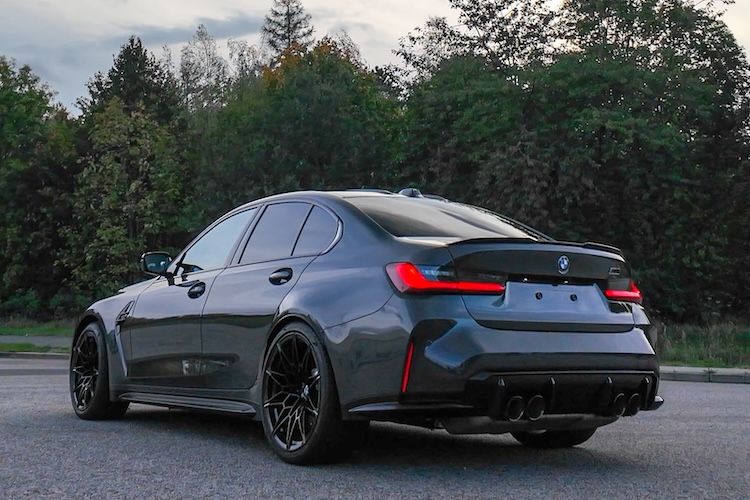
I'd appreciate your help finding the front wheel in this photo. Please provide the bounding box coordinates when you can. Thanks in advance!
[511,428,597,448]
[69,323,129,420]
[261,322,354,464]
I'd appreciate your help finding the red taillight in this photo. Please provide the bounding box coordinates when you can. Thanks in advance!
[605,280,643,304]
[401,342,415,393]
[386,263,505,294]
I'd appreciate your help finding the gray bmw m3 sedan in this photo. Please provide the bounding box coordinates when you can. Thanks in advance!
[69,189,663,464]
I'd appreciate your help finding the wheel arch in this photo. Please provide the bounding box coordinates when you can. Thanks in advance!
[72,312,120,396]
[259,312,349,414]
[73,313,104,346]
[263,312,329,360]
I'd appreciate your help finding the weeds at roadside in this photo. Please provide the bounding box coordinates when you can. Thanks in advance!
[0,342,69,354]
[658,322,750,368]
[0,318,73,337]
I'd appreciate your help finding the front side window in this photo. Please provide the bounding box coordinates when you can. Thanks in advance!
[178,208,257,274]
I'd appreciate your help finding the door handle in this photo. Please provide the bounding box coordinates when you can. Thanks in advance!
[187,282,206,299]
[269,268,293,285]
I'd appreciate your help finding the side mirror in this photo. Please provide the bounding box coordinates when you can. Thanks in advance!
[140,252,172,276]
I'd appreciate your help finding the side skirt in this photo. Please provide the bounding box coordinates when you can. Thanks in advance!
[119,392,256,415]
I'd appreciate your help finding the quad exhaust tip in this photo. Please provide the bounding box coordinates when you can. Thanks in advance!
[612,393,627,417]
[506,396,525,421]
[625,393,642,416]
[526,395,545,421]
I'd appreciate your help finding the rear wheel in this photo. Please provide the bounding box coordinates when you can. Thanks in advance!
[69,323,129,420]
[511,428,597,448]
[261,322,354,464]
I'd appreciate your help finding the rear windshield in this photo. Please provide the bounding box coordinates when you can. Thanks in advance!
[346,196,542,239]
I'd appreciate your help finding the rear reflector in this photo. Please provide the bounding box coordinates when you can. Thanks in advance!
[386,263,505,294]
[401,342,415,393]
[604,280,643,304]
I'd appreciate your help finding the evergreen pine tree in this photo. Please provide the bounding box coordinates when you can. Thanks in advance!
[262,0,315,55]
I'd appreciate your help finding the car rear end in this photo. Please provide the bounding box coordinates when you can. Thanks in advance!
[341,194,662,433]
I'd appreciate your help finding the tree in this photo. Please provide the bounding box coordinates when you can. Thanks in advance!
[0,57,79,317]
[180,25,230,110]
[67,37,191,299]
[398,56,522,202]
[395,0,555,86]
[64,99,186,298]
[550,0,750,319]
[79,37,179,125]
[262,0,315,56]
[399,0,750,321]
[192,38,399,217]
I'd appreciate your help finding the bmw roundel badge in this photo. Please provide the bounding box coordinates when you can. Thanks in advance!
[558,255,570,275]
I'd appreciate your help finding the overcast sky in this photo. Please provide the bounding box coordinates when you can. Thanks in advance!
[1,0,748,112]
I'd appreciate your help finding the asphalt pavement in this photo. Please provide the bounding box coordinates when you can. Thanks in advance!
[1,362,748,499]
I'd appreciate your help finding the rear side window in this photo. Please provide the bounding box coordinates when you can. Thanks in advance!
[293,207,339,257]
[240,202,311,264]
[346,197,540,239]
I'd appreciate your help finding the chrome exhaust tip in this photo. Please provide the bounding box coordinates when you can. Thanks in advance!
[625,393,642,416]
[612,393,627,417]
[526,395,545,421]
[506,396,525,422]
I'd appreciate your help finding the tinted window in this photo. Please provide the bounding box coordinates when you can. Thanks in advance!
[293,207,339,257]
[346,197,541,239]
[240,202,311,264]
[179,208,257,274]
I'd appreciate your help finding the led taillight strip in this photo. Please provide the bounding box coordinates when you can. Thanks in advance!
[604,280,643,304]
[386,263,505,294]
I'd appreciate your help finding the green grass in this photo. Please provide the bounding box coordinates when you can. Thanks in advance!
[0,342,69,354]
[0,318,73,337]
[657,322,750,369]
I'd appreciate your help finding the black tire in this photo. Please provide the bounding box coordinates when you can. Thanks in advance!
[261,322,354,464]
[69,322,129,420]
[511,428,597,448]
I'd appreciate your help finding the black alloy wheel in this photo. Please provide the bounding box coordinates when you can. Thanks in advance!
[264,331,321,452]
[511,428,597,448]
[261,322,354,464]
[69,323,128,420]
[71,329,99,412]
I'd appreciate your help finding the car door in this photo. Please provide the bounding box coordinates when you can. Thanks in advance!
[200,202,341,390]
[121,208,257,387]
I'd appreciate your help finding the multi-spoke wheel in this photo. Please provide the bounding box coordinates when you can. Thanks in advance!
[511,428,597,448]
[69,323,128,420]
[261,322,354,464]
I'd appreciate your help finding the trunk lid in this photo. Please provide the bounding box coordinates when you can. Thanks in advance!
[447,239,635,333]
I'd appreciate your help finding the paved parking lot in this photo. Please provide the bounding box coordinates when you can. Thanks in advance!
[1,359,748,499]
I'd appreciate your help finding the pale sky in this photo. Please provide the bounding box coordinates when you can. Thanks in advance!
[0,0,747,112]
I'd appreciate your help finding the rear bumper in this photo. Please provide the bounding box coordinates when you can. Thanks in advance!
[346,327,660,423]
[349,368,661,422]
[403,317,658,396]
[329,294,661,423]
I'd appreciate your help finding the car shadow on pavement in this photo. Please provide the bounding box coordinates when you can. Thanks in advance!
[120,406,267,449]
[118,406,652,475]
[352,422,644,467]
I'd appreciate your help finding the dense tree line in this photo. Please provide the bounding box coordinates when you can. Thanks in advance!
[0,0,748,322]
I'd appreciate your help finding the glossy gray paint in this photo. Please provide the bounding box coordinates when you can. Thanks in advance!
[72,190,661,429]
